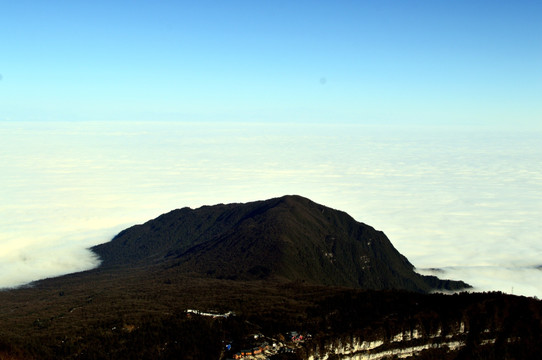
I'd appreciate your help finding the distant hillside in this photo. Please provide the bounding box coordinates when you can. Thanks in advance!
[92,195,469,293]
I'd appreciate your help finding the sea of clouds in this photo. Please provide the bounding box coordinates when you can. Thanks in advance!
[1,121,541,297]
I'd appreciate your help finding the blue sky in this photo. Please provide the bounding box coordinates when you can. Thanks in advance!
[1,1,541,127]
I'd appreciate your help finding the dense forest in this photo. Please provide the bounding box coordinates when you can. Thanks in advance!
[0,269,541,359]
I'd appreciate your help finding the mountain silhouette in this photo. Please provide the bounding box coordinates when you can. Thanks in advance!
[92,195,468,292]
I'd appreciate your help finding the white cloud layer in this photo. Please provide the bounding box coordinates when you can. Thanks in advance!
[1,121,541,297]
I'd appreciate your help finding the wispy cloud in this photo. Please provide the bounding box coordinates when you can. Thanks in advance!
[0,238,101,289]
[418,266,542,298]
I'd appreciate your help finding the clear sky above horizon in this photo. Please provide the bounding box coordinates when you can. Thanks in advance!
[1,1,541,128]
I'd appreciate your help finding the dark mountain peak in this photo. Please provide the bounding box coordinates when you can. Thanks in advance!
[92,196,469,293]
[272,194,331,214]
[274,194,311,206]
